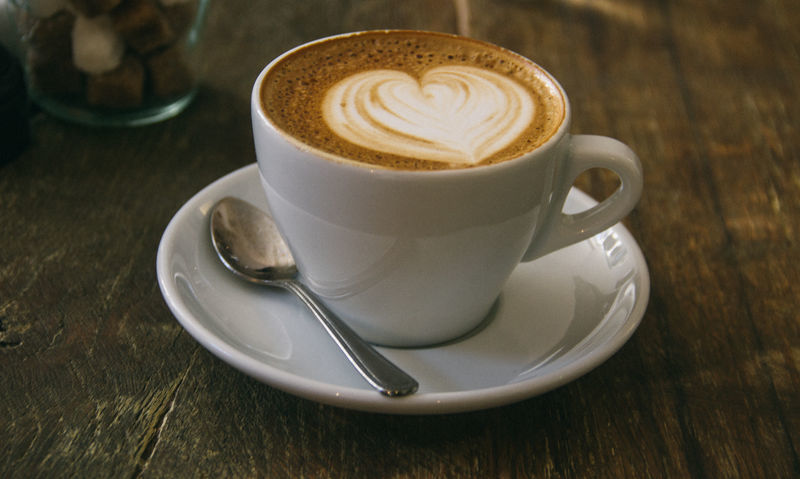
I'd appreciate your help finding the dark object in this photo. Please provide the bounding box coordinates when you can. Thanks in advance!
[0,44,30,164]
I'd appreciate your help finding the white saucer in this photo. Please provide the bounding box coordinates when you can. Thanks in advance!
[157,163,649,414]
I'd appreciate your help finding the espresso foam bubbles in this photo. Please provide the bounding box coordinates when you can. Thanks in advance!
[260,31,565,170]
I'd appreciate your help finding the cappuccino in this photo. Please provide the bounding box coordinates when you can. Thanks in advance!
[260,31,565,170]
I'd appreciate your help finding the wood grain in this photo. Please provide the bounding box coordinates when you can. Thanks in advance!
[1,0,798,477]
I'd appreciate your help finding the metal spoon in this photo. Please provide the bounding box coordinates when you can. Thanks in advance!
[209,196,418,397]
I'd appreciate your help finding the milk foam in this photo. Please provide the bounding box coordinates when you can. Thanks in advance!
[322,66,535,166]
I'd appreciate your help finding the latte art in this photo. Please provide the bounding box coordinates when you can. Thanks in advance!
[322,66,535,165]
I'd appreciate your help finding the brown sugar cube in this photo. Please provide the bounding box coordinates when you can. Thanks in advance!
[146,45,193,98]
[86,55,144,108]
[25,12,84,96]
[27,10,74,57]
[68,0,123,16]
[110,0,174,54]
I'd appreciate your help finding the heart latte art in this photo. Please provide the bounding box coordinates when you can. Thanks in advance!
[322,66,535,166]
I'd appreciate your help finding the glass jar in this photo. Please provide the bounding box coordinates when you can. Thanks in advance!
[9,0,209,126]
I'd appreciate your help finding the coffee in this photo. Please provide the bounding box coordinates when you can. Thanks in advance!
[260,30,565,170]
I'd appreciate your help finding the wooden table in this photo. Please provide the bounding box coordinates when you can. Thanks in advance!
[2,0,798,477]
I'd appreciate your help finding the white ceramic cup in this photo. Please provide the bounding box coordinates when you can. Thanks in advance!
[252,32,643,347]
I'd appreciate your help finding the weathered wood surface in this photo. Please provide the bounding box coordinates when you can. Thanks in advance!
[1,0,798,477]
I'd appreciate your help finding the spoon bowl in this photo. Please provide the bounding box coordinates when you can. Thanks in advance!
[209,196,418,397]
[210,196,297,283]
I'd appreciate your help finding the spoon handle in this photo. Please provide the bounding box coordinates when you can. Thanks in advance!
[283,280,419,397]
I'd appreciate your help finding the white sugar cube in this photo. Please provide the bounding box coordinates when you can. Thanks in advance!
[71,14,124,74]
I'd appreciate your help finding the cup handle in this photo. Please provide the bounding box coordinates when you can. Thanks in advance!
[522,134,643,262]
